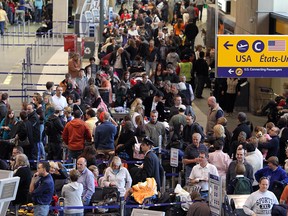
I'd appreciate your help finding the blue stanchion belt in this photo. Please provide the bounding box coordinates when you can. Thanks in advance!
[18,200,193,211]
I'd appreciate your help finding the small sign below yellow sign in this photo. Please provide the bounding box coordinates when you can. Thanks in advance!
[217,35,288,77]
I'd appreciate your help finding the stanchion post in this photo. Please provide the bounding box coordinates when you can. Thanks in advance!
[44,34,47,52]
[13,26,15,46]
[51,30,54,46]
[6,31,9,48]
[0,34,3,50]
[28,20,30,36]
[171,167,176,189]
[37,38,40,59]
[161,171,166,194]
[120,199,125,216]
[22,22,25,39]
[17,23,20,44]
[41,35,43,55]
[34,41,36,62]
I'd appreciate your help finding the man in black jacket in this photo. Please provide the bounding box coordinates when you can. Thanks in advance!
[46,110,64,160]
[231,112,252,143]
[184,18,199,50]
[143,91,165,121]
[27,104,40,160]
[131,74,159,101]
[109,46,130,79]
[194,51,209,98]
[130,137,164,191]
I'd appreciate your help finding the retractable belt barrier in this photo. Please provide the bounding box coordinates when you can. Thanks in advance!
[17,200,193,210]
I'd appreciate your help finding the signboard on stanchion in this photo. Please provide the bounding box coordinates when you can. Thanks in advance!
[64,34,77,52]
[209,173,222,216]
[170,148,179,167]
[217,35,288,77]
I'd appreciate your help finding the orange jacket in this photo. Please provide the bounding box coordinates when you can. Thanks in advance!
[62,118,92,151]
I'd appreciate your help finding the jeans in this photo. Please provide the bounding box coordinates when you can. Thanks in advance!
[195,75,207,97]
[68,149,83,160]
[64,213,84,216]
[0,21,4,35]
[145,61,156,77]
[34,205,49,216]
[35,8,42,23]
[15,10,25,23]
[49,142,62,160]
[185,165,192,185]
[37,124,46,160]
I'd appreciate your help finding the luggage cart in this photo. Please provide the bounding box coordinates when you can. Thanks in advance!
[257,87,275,114]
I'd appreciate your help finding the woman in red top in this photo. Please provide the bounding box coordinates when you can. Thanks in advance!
[8,0,16,24]
[120,9,131,22]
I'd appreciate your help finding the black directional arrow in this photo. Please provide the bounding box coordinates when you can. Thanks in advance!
[224,41,233,50]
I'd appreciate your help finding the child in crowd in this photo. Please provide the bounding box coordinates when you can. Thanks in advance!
[255,126,272,159]
[89,165,99,187]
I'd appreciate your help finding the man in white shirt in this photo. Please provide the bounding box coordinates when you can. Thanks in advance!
[52,86,68,111]
[245,142,263,190]
[151,11,160,30]
[189,151,218,199]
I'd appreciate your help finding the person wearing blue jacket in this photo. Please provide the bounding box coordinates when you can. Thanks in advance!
[255,156,288,190]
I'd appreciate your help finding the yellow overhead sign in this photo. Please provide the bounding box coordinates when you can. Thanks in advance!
[217,35,288,77]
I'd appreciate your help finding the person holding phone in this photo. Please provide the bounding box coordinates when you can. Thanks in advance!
[29,161,54,216]
[189,151,218,199]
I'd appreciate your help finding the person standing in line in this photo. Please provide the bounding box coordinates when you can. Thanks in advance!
[195,0,206,21]
[206,96,224,135]
[61,169,84,216]
[76,157,95,207]
[194,51,209,99]
[243,177,278,216]
[224,78,240,116]
[34,0,43,23]
[62,110,92,160]
[189,151,218,199]
[29,161,54,216]
[0,3,8,36]
[68,53,81,80]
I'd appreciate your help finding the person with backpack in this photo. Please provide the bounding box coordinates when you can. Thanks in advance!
[226,147,254,191]
[45,109,64,160]
[227,163,253,195]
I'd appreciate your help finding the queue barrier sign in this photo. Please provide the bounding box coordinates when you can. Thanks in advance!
[217,35,288,77]
[170,148,179,167]
[64,34,77,52]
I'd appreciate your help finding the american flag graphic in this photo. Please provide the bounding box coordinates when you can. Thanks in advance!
[268,40,286,51]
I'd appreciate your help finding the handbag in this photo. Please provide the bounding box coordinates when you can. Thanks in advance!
[15,135,30,147]
[133,136,145,160]
[97,97,108,112]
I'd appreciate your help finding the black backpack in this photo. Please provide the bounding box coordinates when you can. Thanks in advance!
[44,118,54,136]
